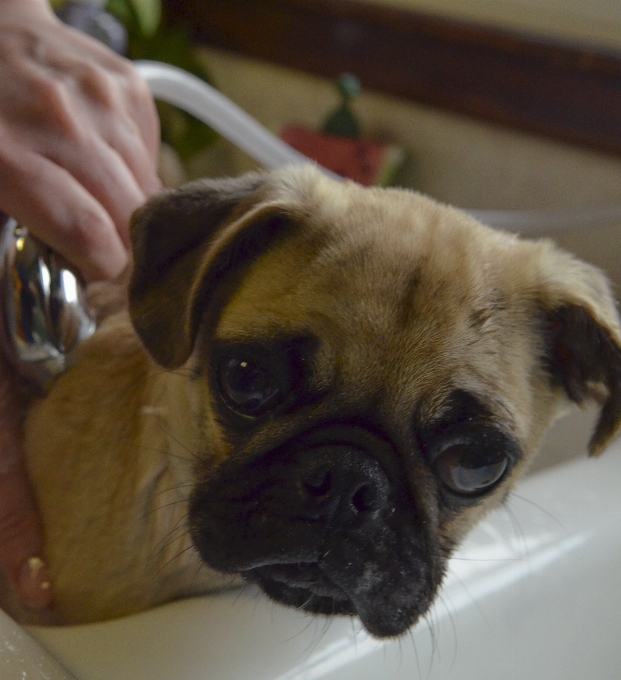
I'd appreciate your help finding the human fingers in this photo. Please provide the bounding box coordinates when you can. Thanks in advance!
[7,50,157,255]
[43,40,162,197]
[0,13,161,280]
[93,56,161,174]
[46,131,149,251]
[0,133,128,281]
[49,20,161,166]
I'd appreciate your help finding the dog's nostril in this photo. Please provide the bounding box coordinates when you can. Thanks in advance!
[294,444,390,521]
[303,468,333,497]
[351,483,378,513]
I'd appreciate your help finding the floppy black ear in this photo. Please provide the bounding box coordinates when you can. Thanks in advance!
[129,172,298,369]
[540,256,621,455]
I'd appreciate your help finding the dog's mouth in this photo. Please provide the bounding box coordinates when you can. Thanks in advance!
[241,548,434,638]
[190,426,443,638]
[243,563,355,617]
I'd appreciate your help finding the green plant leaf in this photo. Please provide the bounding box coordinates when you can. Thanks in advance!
[106,0,142,38]
[134,25,218,159]
[156,101,219,161]
[127,0,161,37]
[105,3,218,160]
[106,0,160,39]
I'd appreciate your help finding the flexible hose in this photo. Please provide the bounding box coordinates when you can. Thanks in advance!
[135,60,309,170]
[135,60,621,236]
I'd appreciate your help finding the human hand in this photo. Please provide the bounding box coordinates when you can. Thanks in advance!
[0,0,162,611]
[0,0,161,282]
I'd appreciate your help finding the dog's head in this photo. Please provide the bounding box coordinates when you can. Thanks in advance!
[129,165,621,638]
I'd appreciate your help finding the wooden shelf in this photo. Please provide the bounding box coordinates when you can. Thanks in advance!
[163,0,621,156]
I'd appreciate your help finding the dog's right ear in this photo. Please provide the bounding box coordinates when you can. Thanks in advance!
[536,247,621,455]
[129,172,299,369]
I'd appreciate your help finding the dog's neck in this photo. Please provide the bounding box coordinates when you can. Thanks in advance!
[15,309,230,625]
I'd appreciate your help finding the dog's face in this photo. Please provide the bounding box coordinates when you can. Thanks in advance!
[129,165,621,638]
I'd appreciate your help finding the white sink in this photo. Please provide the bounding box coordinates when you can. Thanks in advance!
[3,63,620,680]
[2,406,618,680]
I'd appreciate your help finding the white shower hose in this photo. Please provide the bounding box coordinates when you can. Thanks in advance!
[134,60,621,237]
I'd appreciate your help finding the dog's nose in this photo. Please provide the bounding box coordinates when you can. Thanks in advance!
[294,445,390,525]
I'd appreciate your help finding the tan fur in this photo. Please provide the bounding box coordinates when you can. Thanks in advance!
[8,165,621,626]
[21,313,233,623]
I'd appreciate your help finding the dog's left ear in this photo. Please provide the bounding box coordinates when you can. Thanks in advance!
[538,249,621,455]
[128,172,300,369]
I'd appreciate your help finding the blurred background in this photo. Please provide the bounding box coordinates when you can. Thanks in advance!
[53,0,621,295]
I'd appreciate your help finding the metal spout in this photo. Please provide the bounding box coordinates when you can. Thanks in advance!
[0,215,95,391]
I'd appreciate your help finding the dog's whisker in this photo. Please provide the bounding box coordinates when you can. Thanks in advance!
[152,522,190,556]
[509,491,565,531]
[134,440,198,466]
[297,594,315,611]
[405,628,417,672]
[501,503,532,566]
[299,615,331,661]
[152,419,204,463]
[154,529,190,557]
[154,531,192,564]
[192,557,205,578]
[156,544,197,575]
[292,607,331,659]
[410,620,423,680]
[434,590,460,675]
[232,581,252,607]
[425,608,441,679]
[152,483,196,498]
[137,498,190,523]
[447,556,523,562]
[447,570,492,634]
[147,508,191,558]
[394,633,404,678]
[169,511,190,534]
[317,616,333,649]
[281,615,316,644]
[420,611,434,670]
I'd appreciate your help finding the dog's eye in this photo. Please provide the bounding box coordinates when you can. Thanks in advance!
[433,443,508,495]
[217,357,282,417]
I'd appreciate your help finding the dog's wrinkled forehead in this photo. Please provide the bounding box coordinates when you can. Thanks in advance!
[130,164,621,455]
[215,170,540,426]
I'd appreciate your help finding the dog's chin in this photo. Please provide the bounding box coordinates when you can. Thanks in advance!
[243,562,421,638]
[244,563,355,616]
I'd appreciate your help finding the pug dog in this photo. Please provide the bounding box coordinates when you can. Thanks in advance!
[6,164,621,637]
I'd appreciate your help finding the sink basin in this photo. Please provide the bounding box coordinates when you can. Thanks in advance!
[2,62,620,680]
[1,406,617,680]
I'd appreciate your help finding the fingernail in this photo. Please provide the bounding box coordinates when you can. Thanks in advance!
[18,556,53,610]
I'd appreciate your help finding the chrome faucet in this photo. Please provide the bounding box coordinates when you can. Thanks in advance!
[0,214,95,391]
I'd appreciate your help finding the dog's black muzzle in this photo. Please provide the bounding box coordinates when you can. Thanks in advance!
[189,426,440,638]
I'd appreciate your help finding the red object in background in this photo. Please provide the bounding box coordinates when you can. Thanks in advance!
[279,126,401,186]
